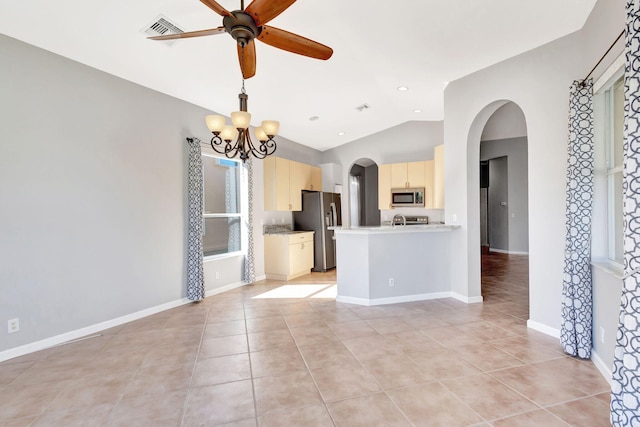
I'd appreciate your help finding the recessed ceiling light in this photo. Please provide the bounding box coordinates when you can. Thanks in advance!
[309,116,319,121]
[337,131,346,136]
[397,86,409,91]
[413,109,422,113]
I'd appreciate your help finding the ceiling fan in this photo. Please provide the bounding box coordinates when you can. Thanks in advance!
[148,0,333,79]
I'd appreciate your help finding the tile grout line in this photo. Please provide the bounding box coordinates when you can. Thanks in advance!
[243,299,260,427]
[179,300,223,427]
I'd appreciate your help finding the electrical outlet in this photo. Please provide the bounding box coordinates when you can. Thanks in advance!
[600,327,605,343]
[215,271,220,279]
[7,318,19,334]
[389,278,395,287]
[452,214,457,223]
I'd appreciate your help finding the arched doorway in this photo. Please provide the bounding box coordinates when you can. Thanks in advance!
[348,158,380,227]
[477,102,530,318]
[464,100,530,317]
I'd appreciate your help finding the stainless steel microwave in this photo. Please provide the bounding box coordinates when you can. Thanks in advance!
[391,187,425,207]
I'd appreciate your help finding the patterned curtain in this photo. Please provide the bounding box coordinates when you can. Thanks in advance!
[186,137,205,301]
[243,157,256,284]
[560,79,595,359]
[611,1,640,424]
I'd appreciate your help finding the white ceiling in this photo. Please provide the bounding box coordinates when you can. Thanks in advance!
[0,0,597,151]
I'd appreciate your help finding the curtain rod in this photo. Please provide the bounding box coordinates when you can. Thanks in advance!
[580,30,625,86]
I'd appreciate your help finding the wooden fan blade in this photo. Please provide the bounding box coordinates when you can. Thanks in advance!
[258,26,333,60]
[238,41,257,79]
[148,26,226,41]
[245,0,296,26]
[200,0,230,16]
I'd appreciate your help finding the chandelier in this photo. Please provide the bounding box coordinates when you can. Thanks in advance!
[205,79,279,162]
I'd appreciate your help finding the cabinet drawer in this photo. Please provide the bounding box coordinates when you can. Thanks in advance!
[287,232,313,245]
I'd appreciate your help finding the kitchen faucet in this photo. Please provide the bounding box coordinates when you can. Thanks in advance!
[392,213,406,227]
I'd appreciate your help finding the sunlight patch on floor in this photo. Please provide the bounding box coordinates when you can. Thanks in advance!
[252,284,334,299]
[309,284,337,299]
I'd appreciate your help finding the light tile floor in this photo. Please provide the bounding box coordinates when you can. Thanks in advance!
[0,254,612,426]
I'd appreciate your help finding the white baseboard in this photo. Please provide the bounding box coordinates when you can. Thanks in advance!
[591,349,613,385]
[0,296,192,363]
[517,322,613,384]
[337,291,477,307]
[526,319,561,338]
[205,280,247,298]
[0,281,251,364]
[451,292,484,304]
[489,248,529,255]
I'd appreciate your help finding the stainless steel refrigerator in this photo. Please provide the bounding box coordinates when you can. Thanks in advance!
[293,191,342,272]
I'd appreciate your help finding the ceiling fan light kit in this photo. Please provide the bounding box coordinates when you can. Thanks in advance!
[150,0,331,161]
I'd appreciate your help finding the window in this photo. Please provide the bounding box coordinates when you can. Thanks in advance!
[202,153,244,257]
[605,74,625,263]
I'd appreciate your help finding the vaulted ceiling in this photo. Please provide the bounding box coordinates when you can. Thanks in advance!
[0,0,598,151]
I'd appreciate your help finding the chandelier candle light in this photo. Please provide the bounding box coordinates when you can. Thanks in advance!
[205,84,279,162]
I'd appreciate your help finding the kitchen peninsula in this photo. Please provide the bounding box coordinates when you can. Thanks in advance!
[333,224,460,306]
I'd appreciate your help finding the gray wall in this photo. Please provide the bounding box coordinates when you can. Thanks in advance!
[322,121,444,226]
[349,164,366,225]
[0,34,320,355]
[364,165,380,226]
[592,267,623,374]
[349,163,381,227]
[480,137,529,253]
[443,0,624,362]
[322,121,443,166]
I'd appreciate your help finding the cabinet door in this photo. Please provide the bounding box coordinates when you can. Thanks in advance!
[390,163,408,188]
[275,157,292,211]
[423,160,435,209]
[289,232,314,274]
[407,161,426,188]
[263,156,277,211]
[378,164,392,210]
[434,144,445,209]
[264,235,289,274]
[288,160,305,211]
[264,157,290,211]
[300,240,314,270]
[309,166,322,191]
[263,157,322,211]
[288,243,301,275]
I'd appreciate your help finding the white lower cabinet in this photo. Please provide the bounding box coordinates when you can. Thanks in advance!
[264,232,314,280]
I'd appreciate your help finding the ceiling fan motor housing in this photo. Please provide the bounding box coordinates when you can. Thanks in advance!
[223,11,262,47]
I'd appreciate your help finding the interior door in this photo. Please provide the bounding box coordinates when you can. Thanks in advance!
[488,157,509,251]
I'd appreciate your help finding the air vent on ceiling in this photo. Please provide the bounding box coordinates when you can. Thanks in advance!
[355,103,370,112]
[142,15,185,46]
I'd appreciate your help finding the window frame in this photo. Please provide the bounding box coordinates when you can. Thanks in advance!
[201,147,247,260]
[592,57,625,267]
[604,72,625,265]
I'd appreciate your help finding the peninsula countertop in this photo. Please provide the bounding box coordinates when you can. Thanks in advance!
[330,224,460,234]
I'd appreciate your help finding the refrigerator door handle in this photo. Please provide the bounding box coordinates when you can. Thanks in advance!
[330,202,337,227]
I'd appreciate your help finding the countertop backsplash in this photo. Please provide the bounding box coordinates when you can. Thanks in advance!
[263,224,293,234]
